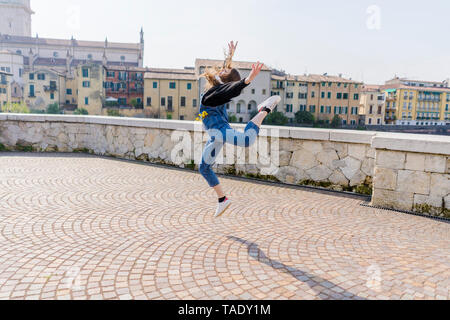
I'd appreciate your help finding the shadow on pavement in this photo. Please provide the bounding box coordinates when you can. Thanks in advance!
[228,236,366,300]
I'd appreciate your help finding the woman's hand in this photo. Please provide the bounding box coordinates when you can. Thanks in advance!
[245,62,264,85]
[228,41,238,57]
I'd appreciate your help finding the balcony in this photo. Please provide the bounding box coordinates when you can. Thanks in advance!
[44,85,57,92]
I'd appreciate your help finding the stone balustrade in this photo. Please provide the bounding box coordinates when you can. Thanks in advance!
[0,114,449,218]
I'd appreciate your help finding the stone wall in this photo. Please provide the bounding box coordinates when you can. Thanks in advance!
[0,114,449,218]
[372,133,450,217]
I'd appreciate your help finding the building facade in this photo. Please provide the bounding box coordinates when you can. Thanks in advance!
[76,63,105,115]
[0,70,12,107]
[359,85,386,125]
[23,67,65,111]
[144,68,199,121]
[382,78,450,126]
[271,75,309,121]
[104,66,145,108]
[195,59,271,123]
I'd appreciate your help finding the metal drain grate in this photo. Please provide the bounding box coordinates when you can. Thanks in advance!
[361,203,450,223]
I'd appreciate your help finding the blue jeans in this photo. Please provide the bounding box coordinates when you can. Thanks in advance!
[199,121,260,188]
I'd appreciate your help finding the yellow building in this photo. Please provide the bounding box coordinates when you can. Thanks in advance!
[359,85,386,125]
[383,78,450,125]
[271,73,362,125]
[23,68,66,111]
[0,71,12,107]
[144,68,199,120]
[75,63,105,115]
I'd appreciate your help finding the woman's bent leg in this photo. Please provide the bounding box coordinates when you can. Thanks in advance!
[199,137,224,188]
[225,122,260,148]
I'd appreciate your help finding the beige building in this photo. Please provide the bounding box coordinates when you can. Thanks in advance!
[144,68,199,120]
[271,74,309,121]
[306,74,362,125]
[23,67,66,111]
[271,73,362,125]
[0,71,12,107]
[76,63,105,115]
[359,85,386,125]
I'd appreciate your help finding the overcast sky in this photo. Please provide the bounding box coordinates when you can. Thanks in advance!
[31,0,450,84]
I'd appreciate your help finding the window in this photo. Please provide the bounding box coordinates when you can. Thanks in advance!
[237,103,241,113]
[328,92,331,99]
[321,92,325,99]
[67,89,72,95]
[168,96,173,108]
[82,81,90,88]
[16,50,22,55]
[262,89,266,95]
[29,85,35,97]
[161,97,166,106]
[187,83,192,90]
[169,82,176,89]
[85,97,89,105]
[180,96,186,107]
[309,105,316,113]
[120,56,126,61]
[37,74,45,80]
[88,54,93,60]
[146,97,151,106]
[53,52,59,58]
[353,94,359,100]
[311,92,315,98]
[337,93,342,99]
[50,93,54,100]
[193,99,197,107]
[153,82,157,89]
[29,73,34,80]
[251,89,255,94]
[118,98,127,105]
[107,71,115,78]
[320,106,324,113]
[343,93,348,100]
[82,68,89,78]
[180,116,185,121]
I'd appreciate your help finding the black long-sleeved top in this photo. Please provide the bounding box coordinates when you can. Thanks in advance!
[201,79,249,107]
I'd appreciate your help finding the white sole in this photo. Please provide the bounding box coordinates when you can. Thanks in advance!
[258,96,282,113]
[215,201,232,218]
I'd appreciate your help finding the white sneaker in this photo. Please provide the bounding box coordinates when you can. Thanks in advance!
[258,96,282,113]
[215,198,232,218]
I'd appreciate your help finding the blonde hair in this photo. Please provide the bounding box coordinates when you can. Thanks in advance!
[200,45,238,90]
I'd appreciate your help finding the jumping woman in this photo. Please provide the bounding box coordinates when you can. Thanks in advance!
[199,41,281,218]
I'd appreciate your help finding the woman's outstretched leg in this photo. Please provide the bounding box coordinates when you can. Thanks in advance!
[250,96,282,127]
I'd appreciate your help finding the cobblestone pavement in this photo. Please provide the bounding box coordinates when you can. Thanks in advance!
[0,153,448,300]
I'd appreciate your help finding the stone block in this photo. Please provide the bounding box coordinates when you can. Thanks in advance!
[376,150,405,170]
[429,174,450,197]
[424,155,446,173]
[328,171,349,186]
[316,149,339,168]
[306,165,332,182]
[361,158,375,176]
[405,153,425,172]
[279,151,292,167]
[414,194,444,211]
[372,189,414,211]
[348,144,367,160]
[350,171,367,187]
[374,168,397,191]
[340,157,362,180]
[290,149,318,170]
[397,170,431,195]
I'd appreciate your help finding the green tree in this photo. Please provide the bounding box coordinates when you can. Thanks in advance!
[73,108,89,115]
[228,114,238,123]
[294,111,315,124]
[107,109,122,117]
[264,111,289,126]
[167,114,173,120]
[1,102,30,114]
[130,98,138,108]
[331,115,342,128]
[46,103,61,114]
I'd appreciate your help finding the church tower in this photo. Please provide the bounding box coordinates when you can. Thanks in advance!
[0,0,34,37]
